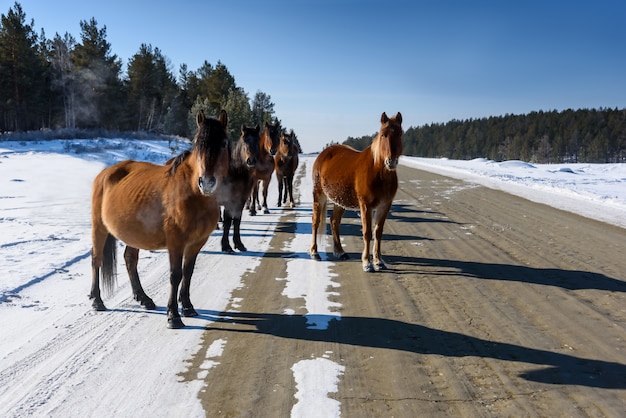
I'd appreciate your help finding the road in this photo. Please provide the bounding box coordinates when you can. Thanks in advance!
[186,163,626,417]
[2,159,624,418]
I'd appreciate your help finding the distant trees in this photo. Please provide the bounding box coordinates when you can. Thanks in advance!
[345,108,626,164]
[0,2,279,141]
[399,109,626,163]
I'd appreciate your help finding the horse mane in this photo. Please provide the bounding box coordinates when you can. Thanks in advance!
[168,150,191,176]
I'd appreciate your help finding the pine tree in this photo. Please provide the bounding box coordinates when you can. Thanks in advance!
[0,2,48,131]
[71,17,123,129]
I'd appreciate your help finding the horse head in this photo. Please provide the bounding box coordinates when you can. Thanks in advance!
[375,112,403,170]
[238,124,261,168]
[279,129,296,158]
[193,110,230,196]
[263,120,281,156]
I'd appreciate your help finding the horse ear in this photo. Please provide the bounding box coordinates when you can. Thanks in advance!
[241,123,246,133]
[255,124,261,132]
[218,110,228,129]
[196,110,206,127]
[381,112,389,124]
[395,112,402,124]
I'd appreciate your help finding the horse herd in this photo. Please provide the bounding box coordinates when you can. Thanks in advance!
[89,110,403,328]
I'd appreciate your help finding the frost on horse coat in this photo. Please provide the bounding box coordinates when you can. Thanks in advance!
[90,110,230,329]
[310,112,403,272]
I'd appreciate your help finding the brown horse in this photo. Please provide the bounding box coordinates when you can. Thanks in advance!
[248,120,280,215]
[90,110,230,329]
[275,129,299,208]
[309,112,403,272]
[217,124,261,252]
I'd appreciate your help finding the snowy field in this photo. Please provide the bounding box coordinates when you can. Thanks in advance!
[0,138,625,417]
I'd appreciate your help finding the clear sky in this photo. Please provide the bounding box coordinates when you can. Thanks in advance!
[13,0,626,153]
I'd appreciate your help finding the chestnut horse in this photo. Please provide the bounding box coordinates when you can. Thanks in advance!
[309,112,403,272]
[217,124,261,252]
[248,120,280,215]
[275,129,299,208]
[90,110,230,329]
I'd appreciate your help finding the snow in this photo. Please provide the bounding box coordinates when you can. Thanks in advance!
[401,156,626,229]
[0,138,624,417]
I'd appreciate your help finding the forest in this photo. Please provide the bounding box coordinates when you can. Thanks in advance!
[2,3,624,163]
[0,2,283,143]
[343,108,626,164]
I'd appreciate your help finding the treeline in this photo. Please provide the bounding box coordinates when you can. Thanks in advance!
[344,108,626,164]
[0,2,292,144]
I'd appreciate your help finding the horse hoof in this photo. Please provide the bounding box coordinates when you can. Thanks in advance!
[92,300,107,311]
[363,262,374,272]
[373,260,387,271]
[182,307,198,317]
[263,208,270,214]
[249,210,256,216]
[141,298,156,310]
[235,244,247,252]
[167,317,185,329]
[334,252,349,261]
[310,252,321,261]
[222,246,234,254]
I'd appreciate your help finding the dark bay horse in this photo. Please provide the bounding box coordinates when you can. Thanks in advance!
[90,110,230,329]
[309,112,403,272]
[248,120,280,215]
[275,129,299,208]
[217,124,261,252]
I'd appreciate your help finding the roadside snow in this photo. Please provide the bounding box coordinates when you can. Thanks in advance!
[1,138,624,417]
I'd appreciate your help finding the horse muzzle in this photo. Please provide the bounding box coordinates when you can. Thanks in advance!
[385,158,399,170]
[198,176,218,196]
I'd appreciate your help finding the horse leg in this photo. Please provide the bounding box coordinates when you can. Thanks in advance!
[288,175,295,208]
[233,214,247,251]
[261,179,270,213]
[221,209,234,253]
[90,224,115,311]
[310,192,326,261]
[178,242,205,318]
[359,203,374,272]
[123,246,156,309]
[276,174,283,207]
[249,183,258,216]
[372,203,392,271]
[90,227,108,311]
[166,250,185,329]
[330,205,349,260]
[282,177,288,205]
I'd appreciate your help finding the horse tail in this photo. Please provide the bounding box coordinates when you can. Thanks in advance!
[101,233,117,297]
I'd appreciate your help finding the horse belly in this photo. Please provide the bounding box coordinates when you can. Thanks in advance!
[102,188,167,250]
[322,181,359,209]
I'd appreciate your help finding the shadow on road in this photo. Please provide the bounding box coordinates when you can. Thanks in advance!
[191,309,626,389]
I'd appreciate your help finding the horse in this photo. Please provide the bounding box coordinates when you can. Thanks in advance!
[217,124,261,252]
[248,120,280,215]
[90,110,230,329]
[309,112,403,272]
[274,129,299,208]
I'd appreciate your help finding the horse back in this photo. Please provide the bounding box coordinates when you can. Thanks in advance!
[314,144,397,209]
[94,159,218,251]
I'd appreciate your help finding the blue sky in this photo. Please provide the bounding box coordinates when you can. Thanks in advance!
[14,0,626,153]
